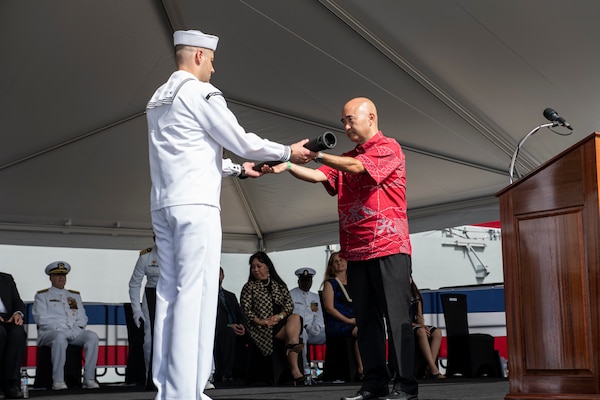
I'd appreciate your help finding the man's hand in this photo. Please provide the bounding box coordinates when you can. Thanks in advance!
[133,310,144,328]
[231,323,246,336]
[241,162,262,178]
[6,312,23,326]
[261,162,289,174]
[289,139,312,164]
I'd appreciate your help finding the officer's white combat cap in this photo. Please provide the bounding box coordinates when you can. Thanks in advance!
[173,30,219,51]
[45,261,71,275]
[295,267,316,278]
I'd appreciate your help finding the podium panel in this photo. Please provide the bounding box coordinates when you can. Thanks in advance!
[518,212,591,371]
[498,133,600,399]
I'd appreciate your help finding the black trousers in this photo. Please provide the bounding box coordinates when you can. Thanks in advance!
[214,327,236,381]
[0,322,26,388]
[347,253,418,395]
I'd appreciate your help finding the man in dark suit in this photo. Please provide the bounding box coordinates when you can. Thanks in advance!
[0,272,27,399]
[213,267,245,383]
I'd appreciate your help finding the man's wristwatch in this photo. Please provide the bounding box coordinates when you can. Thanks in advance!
[315,152,324,163]
[238,166,248,179]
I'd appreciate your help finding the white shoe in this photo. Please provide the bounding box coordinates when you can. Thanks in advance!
[82,379,100,389]
[52,381,68,390]
[204,381,215,390]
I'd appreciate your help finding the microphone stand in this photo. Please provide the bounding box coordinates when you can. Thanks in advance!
[508,122,557,184]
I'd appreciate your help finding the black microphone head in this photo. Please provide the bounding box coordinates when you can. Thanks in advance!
[543,108,559,122]
[543,107,572,130]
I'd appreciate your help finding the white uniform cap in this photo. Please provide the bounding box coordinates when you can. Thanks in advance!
[45,261,71,275]
[173,30,219,51]
[295,267,316,278]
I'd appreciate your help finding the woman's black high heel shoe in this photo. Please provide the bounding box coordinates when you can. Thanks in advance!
[286,342,304,355]
[293,375,306,386]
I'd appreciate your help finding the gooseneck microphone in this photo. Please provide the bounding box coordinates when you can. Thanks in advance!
[252,131,337,171]
[508,107,574,183]
[543,108,573,130]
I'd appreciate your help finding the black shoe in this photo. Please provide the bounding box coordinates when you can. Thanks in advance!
[292,375,306,386]
[285,342,304,354]
[4,387,23,399]
[379,390,419,400]
[341,389,388,400]
[0,389,5,400]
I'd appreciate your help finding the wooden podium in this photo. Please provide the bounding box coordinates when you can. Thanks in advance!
[497,132,600,399]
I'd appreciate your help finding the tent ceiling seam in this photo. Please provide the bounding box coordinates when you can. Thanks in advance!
[0,111,145,172]
[228,98,506,176]
[408,195,499,220]
[317,0,538,173]
[0,196,498,252]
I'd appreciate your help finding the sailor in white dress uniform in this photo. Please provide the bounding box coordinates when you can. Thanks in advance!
[289,267,325,372]
[146,29,312,400]
[128,244,160,376]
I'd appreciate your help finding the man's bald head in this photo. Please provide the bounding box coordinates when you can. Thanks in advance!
[341,97,379,144]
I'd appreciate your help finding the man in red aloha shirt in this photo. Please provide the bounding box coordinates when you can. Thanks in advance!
[265,97,417,400]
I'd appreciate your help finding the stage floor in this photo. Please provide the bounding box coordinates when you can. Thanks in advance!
[23,378,509,400]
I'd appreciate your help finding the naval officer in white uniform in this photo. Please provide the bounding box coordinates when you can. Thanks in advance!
[32,261,99,390]
[289,267,325,373]
[146,29,313,400]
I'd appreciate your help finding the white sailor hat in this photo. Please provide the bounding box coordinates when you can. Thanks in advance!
[45,261,71,275]
[295,267,316,278]
[173,30,219,51]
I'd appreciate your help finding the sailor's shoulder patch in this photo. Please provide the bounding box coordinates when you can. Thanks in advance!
[205,91,223,100]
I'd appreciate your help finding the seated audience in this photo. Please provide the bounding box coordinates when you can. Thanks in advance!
[410,277,445,379]
[290,267,326,374]
[240,252,304,385]
[321,251,363,378]
[214,267,246,383]
[0,272,27,399]
[32,261,100,390]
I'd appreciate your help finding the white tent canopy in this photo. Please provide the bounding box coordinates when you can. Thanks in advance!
[1,1,598,253]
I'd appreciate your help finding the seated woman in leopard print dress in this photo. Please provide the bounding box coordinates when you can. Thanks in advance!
[240,251,305,384]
